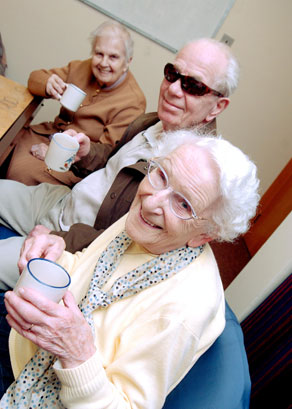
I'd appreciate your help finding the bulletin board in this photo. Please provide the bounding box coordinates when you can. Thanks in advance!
[78,0,236,53]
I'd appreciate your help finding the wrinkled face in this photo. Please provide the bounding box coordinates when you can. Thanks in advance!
[91,34,128,87]
[125,144,219,254]
[157,41,228,130]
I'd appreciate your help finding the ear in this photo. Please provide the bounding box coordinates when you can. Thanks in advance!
[123,57,133,72]
[187,233,215,248]
[205,97,230,122]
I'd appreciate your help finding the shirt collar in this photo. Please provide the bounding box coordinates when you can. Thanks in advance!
[101,70,128,91]
[142,121,163,147]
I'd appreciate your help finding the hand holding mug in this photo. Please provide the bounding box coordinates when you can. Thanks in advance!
[18,230,65,273]
[4,290,96,368]
[45,133,80,172]
[46,74,67,100]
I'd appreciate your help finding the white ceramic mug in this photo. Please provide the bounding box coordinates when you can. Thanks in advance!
[14,258,71,303]
[45,132,80,172]
[59,83,86,112]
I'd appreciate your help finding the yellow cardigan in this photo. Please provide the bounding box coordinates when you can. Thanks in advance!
[9,215,225,409]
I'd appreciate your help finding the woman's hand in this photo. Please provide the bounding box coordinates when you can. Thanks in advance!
[4,289,96,369]
[31,143,48,160]
[46,74,67,100]
[18,231,65,273]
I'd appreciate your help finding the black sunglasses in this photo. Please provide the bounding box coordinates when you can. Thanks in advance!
[164,63,223,98]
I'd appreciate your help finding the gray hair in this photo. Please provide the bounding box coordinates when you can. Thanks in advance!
[152,129,260,242]
[213,40,240,97]
[183,38,240,97]
[90,21,134,61]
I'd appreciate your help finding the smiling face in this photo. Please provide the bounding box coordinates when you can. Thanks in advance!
[91,34,129,87]
[157,40,230,131]
[125,144,220,254]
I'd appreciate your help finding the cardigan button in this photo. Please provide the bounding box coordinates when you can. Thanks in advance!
[110,192,117,199]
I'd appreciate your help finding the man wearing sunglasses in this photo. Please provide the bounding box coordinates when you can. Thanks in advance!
[158,39,236,131]
[0,38,239,290]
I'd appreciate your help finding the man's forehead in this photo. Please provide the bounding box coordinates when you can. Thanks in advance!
[174,41,224,80]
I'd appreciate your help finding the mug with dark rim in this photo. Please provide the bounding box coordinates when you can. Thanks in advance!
[164,63,224,97]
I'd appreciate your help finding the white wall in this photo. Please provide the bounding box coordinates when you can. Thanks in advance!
[225,211,292,322]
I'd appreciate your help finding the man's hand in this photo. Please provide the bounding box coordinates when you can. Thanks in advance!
[18,231,66,273]
[64,129,91,161]
[46,74,67,100]
[29,130,90,162]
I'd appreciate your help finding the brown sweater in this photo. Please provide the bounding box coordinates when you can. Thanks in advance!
[28,58,146,145]
[6,59,146,186]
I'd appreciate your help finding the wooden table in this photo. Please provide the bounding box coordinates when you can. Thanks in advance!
[0,75,42,166]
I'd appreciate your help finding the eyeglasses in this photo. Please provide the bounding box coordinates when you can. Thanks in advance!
[164,63,224,98]
[147,160,199,221]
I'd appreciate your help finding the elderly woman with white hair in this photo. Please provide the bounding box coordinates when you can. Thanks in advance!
[1,134,259,408]
[6,20,146,187]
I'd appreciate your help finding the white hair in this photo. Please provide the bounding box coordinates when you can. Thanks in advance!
[90,21,134,61]
[151,129,260,241]
[182,38,240,97]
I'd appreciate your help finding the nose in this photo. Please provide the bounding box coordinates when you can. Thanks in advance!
[145,188,171,214]
[99,55,109,66]
[167,78,184,97]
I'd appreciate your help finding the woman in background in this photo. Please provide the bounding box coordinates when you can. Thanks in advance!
[6,21,146,187]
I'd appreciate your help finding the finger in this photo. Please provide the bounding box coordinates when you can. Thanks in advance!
[74,132,89,144]
[28,225,52,238]
[5,288,63,323]
[18,237,44,271]
[62,291,82,316]
[53,77,66,96]
[6,313,40,346]
[63,129,78,137]
[4,293,35,330]
[19,235,64,267]
[18,242,32,272]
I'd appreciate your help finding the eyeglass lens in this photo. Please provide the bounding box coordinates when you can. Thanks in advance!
[147,161,196,220]
[164,63,222,97]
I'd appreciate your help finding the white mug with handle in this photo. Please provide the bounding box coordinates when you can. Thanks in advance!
[45,132,79,172]
[59,83,86,112]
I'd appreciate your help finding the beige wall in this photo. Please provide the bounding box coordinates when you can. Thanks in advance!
[215,0,292,195]
[1,0,291,194]
[0,0,173,119]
